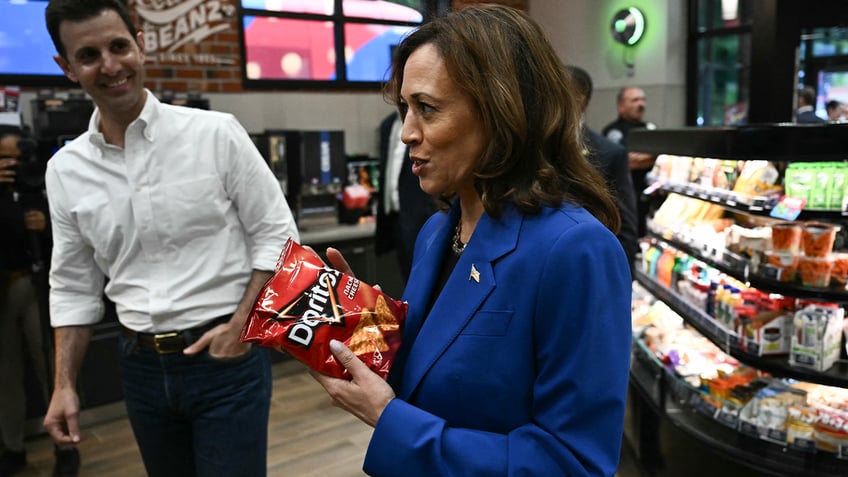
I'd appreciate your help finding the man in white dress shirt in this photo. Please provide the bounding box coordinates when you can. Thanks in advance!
[41,1,298,476]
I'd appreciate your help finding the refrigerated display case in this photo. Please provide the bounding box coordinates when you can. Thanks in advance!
[625,124,848,477]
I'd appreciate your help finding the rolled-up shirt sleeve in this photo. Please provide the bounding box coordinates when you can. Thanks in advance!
[219,115,299,272]
[46,163,106,327]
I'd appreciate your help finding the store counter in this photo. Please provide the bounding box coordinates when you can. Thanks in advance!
[299,221,377,284]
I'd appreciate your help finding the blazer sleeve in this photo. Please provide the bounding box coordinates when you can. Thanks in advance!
[364,221,632,476]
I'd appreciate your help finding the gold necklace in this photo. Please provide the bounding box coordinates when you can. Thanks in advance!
[452,222,466,255]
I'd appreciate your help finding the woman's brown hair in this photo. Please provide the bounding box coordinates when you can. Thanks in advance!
[385,5,620,233]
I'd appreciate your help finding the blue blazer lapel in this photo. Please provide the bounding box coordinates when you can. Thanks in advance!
[397,204,520,400]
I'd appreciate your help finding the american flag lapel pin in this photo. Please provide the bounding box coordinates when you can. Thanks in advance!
[469,264,480,283]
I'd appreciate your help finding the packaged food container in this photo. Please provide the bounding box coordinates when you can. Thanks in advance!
[798,255,835,287]
[830,252,848,288]
[770,221,802,254]
[801,221,838,257]
[764,251,799,282]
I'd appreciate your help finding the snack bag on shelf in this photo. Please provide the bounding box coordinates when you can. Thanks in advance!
[241,239,408,380]
[784,163,814,204]
[733,160,781,200]
[829,166,847,210]
[810,165,831,210]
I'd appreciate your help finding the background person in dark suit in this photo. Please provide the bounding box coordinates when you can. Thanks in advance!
[566,65,639,270]
[826,99,844,121]
[602,86,658,238]
[375,112,437,286]
[796,86,826,123]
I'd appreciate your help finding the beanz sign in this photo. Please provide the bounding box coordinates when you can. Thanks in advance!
[131,0,237,66]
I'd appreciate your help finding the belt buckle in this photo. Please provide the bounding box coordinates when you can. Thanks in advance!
[153,332,180,354]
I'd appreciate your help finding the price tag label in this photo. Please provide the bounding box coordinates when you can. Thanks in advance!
[726,193,737,207]
[717,408,739,429]
[792,352,816,367]
[729,334,741,349]
[765,428,787,444]
[689,394,718,418]
[739,420,760,438]
[789,438,817,453]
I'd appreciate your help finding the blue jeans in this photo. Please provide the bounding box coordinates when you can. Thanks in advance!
[119,334,271,477]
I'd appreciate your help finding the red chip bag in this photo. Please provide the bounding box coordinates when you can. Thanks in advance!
[240,239,407,380]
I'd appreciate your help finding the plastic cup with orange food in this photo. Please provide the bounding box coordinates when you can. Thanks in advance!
[798,255,835,287]
[765,251,800,282]
[770,221,802,254]
[830,252,848,288]
[801,222,838,257]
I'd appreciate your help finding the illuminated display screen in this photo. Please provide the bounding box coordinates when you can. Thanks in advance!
[240,0,421,85]
[0,0,69,83]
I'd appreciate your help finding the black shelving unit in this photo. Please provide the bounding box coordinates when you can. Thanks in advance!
[647,177,847,220]
[629,123,848,162]
[635,269,848,388]
[630,337,848,476]
[628,124,848,477]
[646,229,848,303]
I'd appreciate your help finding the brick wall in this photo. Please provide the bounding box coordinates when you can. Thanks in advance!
[131,0,529,94]
[130,0,242,93]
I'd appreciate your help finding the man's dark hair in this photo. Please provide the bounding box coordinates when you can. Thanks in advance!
[826,99,841,113]
[799,86,817,106]
[0,125,25,140]
[565,65,592,103]
[46,0,137,59]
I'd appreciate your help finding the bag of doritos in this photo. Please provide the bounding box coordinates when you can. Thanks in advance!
[240,238,407,380]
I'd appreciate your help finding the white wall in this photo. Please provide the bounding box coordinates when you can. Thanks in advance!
[20,1,688,156]
[530,0,687,131]
[205,91,395,157]
[20,89,396,158]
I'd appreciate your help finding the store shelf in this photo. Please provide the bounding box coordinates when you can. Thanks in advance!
[631,124,848,476]
[631,333,848,476]
[629,123,848,162]
[646,230,848,303]
[647,178,847,220]
[635,269,848,388]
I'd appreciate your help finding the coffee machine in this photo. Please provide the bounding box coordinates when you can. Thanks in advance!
[257,129,346,228]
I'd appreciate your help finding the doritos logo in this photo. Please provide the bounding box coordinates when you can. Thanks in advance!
[273,269,346,347]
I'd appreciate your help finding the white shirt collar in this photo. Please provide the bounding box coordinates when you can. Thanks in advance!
[87,89,157,149]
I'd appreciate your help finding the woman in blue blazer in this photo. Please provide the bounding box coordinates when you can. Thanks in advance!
[312,5,632,476]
